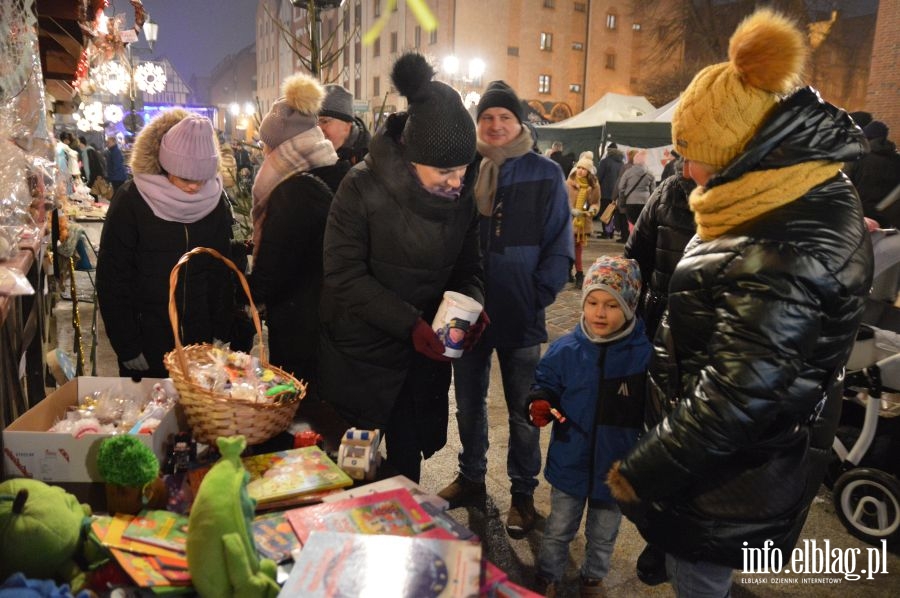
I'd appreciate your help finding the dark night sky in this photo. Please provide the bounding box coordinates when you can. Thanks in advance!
[128,0,258,83]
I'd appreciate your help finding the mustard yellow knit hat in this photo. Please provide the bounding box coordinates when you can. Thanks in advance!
[671,9,808,169]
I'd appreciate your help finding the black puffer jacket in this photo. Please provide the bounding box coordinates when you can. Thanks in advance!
[845,136,900,228]
[618,88,872,568]
[624,174,697,338]
[318,113,484,446]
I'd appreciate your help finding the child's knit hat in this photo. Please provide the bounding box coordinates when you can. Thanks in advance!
[158,114,220,181]
[582,256,642,319]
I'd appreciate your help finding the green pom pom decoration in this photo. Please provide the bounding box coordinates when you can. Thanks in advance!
[96,435,159,487]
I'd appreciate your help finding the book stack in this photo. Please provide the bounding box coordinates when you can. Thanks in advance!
[242,445,355,510]
[90,510,191,590]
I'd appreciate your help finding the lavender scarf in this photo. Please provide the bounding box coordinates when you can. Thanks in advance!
[133,174,224,223]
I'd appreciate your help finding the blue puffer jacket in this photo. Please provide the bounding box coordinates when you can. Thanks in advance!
[535,320,651,501]
[469,151,574,348]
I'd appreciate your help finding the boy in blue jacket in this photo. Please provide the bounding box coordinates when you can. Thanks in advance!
[528,256,651,596]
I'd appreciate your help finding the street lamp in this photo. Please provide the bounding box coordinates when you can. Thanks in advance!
[142,18,158,51]
[441,55,486,110]
[290,0,346,79]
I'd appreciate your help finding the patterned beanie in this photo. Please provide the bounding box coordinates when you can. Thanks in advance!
[582,256,642,320]
[391,52,476,168]
[477,80,525,123]
[320,84,354,122]
[671,9,807,170]
[158,114,219,181]
[259,73,324,150]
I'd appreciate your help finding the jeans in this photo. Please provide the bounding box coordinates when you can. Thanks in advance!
[666,553,733,597]
[452,342,541,495]
[538,487,622,582]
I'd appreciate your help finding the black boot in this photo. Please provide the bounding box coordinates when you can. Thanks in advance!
[574,271,584,288]
[636,543,668,586]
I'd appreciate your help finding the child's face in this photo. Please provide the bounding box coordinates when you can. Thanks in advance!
[583,289,627,337]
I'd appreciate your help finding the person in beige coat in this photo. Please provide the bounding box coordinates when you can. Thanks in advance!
[567,153,600,287]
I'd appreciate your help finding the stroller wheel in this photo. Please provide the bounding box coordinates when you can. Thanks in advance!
[833,468,900,546]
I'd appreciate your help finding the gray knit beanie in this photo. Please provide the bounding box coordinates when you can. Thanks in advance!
[320,84,354,122]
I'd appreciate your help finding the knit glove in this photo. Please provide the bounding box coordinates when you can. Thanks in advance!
[527,390,565,427]
[411,318,450,362]
[122,353,150,371]
[462,310,490,351]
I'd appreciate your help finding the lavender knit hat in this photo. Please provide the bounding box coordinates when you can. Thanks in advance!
[158,114,219,181]
[582,256,642,319]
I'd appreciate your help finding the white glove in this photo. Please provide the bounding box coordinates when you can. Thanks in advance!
[570,208,584,217]
[122,353,150,371]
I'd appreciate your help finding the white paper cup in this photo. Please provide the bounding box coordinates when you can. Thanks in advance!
[431,291,483,358]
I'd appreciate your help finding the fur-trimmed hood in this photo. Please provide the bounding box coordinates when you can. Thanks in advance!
[129,109,222,176]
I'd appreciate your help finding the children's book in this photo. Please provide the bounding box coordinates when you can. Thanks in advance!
[94,514,185,560]
[277,531,482,598]
[322,474,450,512]
[286,487,435,544]
[242,445,353,508]
[110,548,190,587]
[251,510,300,564]
[121,509,189,553]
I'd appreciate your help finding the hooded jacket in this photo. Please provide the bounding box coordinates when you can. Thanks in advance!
[96,109,234,377]
[845,135,900,228]
[616,88,872,568]
[318,112,484,442]
[536,321,651,502]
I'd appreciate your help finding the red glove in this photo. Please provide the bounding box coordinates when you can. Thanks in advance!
[528,400,553,427]
[462,310,491,351]
[411,318,451,362]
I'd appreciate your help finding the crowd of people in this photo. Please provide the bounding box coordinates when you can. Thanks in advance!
[72,6,898,597]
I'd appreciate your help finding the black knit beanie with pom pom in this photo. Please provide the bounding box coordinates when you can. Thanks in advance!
[391,52,476,168]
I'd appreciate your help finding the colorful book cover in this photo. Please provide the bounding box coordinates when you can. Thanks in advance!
[323,474,450,511]
[99,514,185,560]
[110,549,189,587]
[122,509,189,553]
[277,531,482,598]
[251,510,300,564]
[242,445,353,508]
[286,487,435,544]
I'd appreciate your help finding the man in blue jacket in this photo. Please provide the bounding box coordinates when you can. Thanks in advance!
[438,81,574,538]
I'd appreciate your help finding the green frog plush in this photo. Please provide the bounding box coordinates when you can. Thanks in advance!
[187,435,280,597]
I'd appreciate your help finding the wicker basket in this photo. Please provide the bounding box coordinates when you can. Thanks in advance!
[163,247,306,445]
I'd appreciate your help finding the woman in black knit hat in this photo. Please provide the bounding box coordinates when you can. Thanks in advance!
[318,52,486,482]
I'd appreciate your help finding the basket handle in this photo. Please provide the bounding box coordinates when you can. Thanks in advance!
[168,246,266,377]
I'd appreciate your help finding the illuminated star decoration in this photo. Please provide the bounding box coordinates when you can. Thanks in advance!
[363,0,436,45]
[134,62,166,94]
[104,104,124,124]
[76,101,105,131]
[94,60,128,95]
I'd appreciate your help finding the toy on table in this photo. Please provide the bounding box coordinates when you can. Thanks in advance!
[187,435,280,598]
[96,435,167,515]
[337,428,383,481]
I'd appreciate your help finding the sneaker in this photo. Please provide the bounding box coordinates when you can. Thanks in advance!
[580,577,605,597]
[534,575,557,597]
[436,475,486,509]
[505,493,536,539]
[636,543,668,586]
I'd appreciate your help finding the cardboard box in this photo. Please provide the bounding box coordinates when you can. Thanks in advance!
[3,377,183,482]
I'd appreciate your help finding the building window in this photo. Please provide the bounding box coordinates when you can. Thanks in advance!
[606,13,617,30]
[540,32,552,51]
[373,37,380,57]
[574,2,586,11]
[354,78,360,98]
[414,26,421,48]
[374,76,380,97]
[390,31,398,53]
[429,29,438,44]
[572,41,583,51]
[538,74,551,94]
[508,46,519,56]
[373,0,380,18]
[344,48,350,67]
[355,41,361,64]
[569,84,581,93]
[633,23,642,31]
[354,2,361,25]
[343,9,350,33]
[605,52,616,70]
[543,0,554,7]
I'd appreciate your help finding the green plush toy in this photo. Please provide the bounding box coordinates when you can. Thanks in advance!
[0,479,92,585]
[187,435,280,598]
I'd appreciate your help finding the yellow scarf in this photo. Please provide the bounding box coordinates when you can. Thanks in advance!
[689,161,841,241]
[573,176,591,244]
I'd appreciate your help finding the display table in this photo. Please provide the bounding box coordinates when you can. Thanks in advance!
[0,233,48,447]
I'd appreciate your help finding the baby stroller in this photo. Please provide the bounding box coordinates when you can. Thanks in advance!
[829,227,900,546]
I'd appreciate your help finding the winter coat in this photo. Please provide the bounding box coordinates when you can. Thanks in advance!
[105,143,127,183]
[624,175,697,339]
[567,173,600,236]
[96,111,234,378]
[250,171,334,383]
[617,87,872,569]
[318,112,484,443]
[465,151,573,348]
[597,149,625,200]
[83,145,106,187]
[845,136,900,228]
[535,321,651,502]
[336,117,371,168]
[617,164,654,208]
